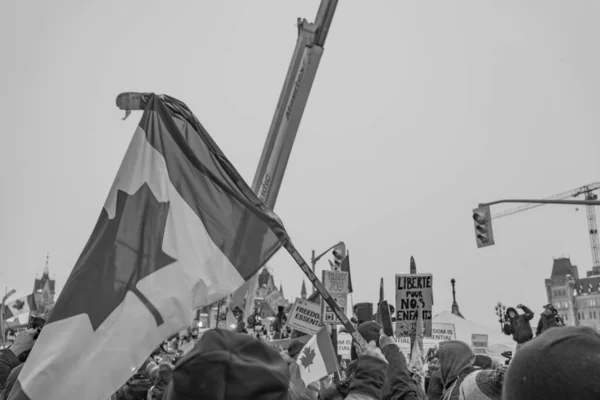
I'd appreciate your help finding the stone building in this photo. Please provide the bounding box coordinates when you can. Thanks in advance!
[32,259,56,318]
[545,257,600,331]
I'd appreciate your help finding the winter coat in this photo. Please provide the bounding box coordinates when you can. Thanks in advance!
[427,370,443,400]
[2,363,23,400]
[536,313,564,336]
[0,349,20,392]
[381,344,420,400]
[438,341,475,400]
[502,307,534,344]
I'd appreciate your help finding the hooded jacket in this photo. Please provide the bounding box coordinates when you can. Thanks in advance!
[502,307,534,344]
[535,312,563,336]
[438,341,475,400]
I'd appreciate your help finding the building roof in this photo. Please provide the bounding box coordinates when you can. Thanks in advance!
[450,279,465,319]
[551,258,578,279]
[574,275,600,296]
[34,269,55,293]
[258,268,274,288]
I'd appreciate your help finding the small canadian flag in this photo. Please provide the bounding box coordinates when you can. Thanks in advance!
[291,327,339,387]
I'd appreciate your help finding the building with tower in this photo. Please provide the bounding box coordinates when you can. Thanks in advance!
[33,255,56,318]
[545,257,600,332]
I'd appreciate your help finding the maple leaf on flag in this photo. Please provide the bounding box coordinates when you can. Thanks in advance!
[300,347,316,372]
[13,300,25,311]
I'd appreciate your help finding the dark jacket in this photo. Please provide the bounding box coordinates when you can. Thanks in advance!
[503,306,534,344]
[0,350,20,392]
[438,341,475,400]
[2,363,23,400]
[536,313,563,336]
[426,370,443,400]
[381,344,419,400]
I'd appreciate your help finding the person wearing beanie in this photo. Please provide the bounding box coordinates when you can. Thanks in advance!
[502,304,534,351]
[535,304,564,336]
[438,340,475,400]
[164,329,291,400]
[503,326,600,400]
[458,367,505,400]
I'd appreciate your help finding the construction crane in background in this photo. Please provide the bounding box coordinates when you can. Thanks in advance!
[492,183,600,269]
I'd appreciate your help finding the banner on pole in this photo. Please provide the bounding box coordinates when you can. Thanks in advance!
[321,271,349,324]
[286,298,323,335]
[395,274,433,336]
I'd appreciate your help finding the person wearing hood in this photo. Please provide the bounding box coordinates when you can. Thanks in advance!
[502,304,534,351]
[437,340,475,400]
[535,304,564,336]
[164,328,389,400]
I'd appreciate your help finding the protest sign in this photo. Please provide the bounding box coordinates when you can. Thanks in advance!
[321,271,349,324]
[287,298,323,335]
[394,322,455,357]
[337,332,352,359]
[395,274,434,336]
[471,334,488,355]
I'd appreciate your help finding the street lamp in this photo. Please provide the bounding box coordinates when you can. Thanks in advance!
[494,302,507,333]
[1,288,17,346]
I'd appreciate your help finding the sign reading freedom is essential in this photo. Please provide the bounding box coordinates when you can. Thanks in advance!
[395,322,456,357]
[321,270,349,324]
[471,334,488,355]
[395,274,434,336]
[337,332,352,359]
[287,298,323,335]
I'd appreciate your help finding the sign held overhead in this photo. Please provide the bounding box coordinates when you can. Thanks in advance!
[395,273,434,336]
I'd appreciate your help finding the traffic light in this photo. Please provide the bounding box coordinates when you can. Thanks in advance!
[473,205,495,248]
[331,242,347,271]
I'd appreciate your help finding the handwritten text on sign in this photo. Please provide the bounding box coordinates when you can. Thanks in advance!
[471,334,488,355]
[395,274,434,336]
[287,298,323,335]
[322,271,349,324]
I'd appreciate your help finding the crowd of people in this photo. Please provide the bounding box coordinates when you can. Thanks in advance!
[1,302,599,399]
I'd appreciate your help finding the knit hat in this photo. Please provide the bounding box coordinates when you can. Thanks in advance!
[474,354,493,369]
[459,369,503,400]
[164,329,290,400]
[351,321,381,360]
[503,326,600,400]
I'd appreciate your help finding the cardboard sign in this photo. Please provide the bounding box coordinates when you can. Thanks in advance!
[394,322,456,356]
[264,290,287,312]
[287,298,323,335]
[337,332,353,359]
[321,271,349,324]
[471,334,488,355]
[395,274,434,336]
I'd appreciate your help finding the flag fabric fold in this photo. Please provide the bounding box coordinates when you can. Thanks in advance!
[9,93,288,400]
[408,305,426,394]
[291,326,339,387]
[3,295,36,319]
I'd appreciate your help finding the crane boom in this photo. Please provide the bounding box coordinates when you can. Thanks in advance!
[492,182,600,268]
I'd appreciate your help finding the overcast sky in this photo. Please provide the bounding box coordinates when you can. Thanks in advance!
[2,0,599,330]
